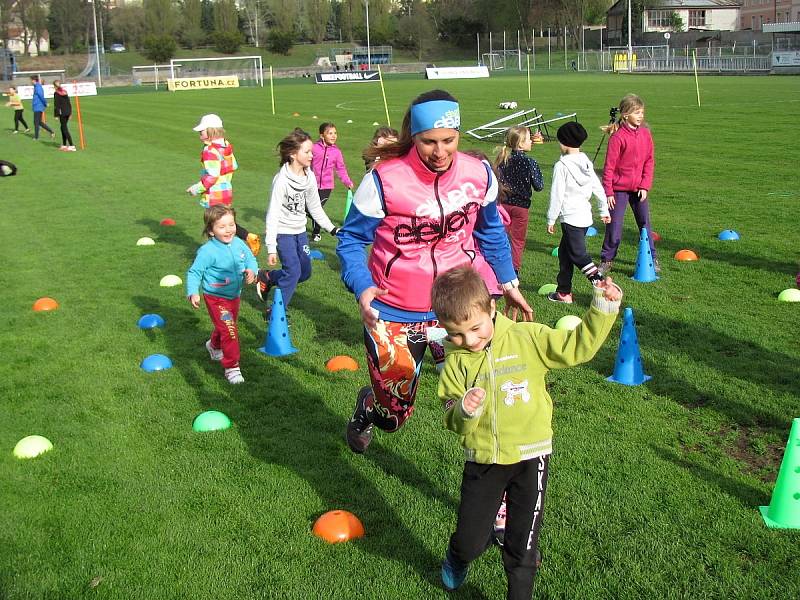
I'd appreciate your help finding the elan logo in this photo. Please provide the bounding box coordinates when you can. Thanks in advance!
[433,109,460,130]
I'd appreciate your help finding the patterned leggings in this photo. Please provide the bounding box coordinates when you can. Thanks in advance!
[363,319,445,432]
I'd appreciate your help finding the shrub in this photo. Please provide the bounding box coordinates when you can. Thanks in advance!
[142,35,177,63]
[267,30,294,55]
[213,31,244,54]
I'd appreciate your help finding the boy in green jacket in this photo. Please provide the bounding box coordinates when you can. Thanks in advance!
[432,266,622,599]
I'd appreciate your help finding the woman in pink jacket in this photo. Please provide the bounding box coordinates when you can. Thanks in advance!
[310,122,353,242]
[336,89,533,455]
[599,93,657,274]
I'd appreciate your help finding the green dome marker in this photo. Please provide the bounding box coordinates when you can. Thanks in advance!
[13,435,53,459]
[778,288,800,302]
[192,411,232,432]
[537,283,557,296]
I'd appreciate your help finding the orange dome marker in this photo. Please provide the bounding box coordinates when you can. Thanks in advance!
[326,355,358,372]
[32,297,59,312]
[674,249,699,262]
[312,510,365,543]
[160,218,176,226]
[650,231,661,242]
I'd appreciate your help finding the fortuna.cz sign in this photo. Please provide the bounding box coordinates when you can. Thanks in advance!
[315,71,380,84]
[167,75,240,91]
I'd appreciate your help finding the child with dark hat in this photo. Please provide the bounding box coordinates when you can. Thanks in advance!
[545,121,610,303]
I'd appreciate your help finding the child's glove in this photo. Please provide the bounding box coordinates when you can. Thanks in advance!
[186,183,204,196]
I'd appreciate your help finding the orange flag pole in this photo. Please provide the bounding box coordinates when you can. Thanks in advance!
[72,80,86,150]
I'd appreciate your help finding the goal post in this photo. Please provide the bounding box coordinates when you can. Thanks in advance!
[168,56,264,87]
[482,53,504,70]
[132,64,175,89]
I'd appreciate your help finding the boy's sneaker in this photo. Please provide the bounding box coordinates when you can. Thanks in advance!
[12,130,18,134]
[67,146,77,152]
[245,233,261,256]
[599,261,613,275]
[345,386,374,454]
[256,270,274,302]
[205,339,223,361]
[547,291,573,304]
[312,233,322,242]
[441,549,469,591]
[224,367,244,384]
[59,145,68,151]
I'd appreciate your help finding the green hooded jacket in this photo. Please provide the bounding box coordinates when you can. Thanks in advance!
[438,290,619,465]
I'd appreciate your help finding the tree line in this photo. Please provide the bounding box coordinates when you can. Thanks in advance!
[2,0,615,61]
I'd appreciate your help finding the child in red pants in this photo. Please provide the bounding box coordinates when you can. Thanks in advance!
[187,205,257,384]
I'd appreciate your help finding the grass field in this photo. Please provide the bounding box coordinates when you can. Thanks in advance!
[1,72,799,599]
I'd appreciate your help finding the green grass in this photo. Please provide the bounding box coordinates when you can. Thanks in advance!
[1,72,799,599]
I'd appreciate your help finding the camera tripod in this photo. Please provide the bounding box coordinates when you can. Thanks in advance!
[592,108,620,163]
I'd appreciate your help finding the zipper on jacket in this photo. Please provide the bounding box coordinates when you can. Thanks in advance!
[322,145,329,172]
[486,345,498,463]
[429,172,445,281]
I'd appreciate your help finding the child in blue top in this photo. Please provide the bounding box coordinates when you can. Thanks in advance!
[187,205,258,384]
[494,125,544,275]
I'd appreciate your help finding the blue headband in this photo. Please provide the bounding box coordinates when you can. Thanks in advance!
[410,100,460,135]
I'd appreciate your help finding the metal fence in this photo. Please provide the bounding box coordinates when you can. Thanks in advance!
[636,55,771,72]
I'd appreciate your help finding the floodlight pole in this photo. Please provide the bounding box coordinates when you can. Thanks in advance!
[627,0,633,71]
[365,0,371,69]
[89,0,102,87]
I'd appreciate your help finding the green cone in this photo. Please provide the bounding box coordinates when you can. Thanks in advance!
[760,418,800,529]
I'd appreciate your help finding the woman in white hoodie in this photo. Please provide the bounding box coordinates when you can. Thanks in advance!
[546,122,610,304]
[257,128,339,313]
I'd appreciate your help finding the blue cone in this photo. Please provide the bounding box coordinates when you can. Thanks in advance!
[137,313,165,329]
[259,288,298,357]
[141,353,173,372]
[586,226,598,237]
[718,229,740,241]
[607,308,651,386]
[632,227,658,282]
[309,249,325,260]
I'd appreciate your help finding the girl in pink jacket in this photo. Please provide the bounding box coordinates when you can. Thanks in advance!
[310,122,353,242]
[599,94,657,275]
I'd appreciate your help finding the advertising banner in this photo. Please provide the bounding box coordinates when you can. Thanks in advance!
[425,66,490,80]
[315,71,380,84]
[772,51,800,67]
[17,81,98,100]
[167,75,240,91]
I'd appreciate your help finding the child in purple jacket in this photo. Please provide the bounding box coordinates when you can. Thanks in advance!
[310,122,353,242]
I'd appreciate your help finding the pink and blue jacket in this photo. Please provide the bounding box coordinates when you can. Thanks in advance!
[190,140,238,207]
[602,122,654,196]
[337,149,515,321]
[312,139,353,190]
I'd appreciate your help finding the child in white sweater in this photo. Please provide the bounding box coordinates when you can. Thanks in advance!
[257,128,339,315]
[546,122,610,304]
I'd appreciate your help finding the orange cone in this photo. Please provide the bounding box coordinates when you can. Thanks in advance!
[312,510,365,543]
[33,297,59,311]
[326,355,358,372]
[674,249,699,262]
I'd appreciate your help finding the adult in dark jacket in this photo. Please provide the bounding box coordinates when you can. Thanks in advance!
[29,75,54,141]
[53,81,75,151]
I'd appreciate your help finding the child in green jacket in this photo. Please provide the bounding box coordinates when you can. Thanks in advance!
[431,266,622,599]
